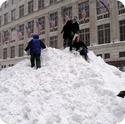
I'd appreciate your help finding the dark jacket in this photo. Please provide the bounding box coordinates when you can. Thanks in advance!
[71,40,88,54]
[25,34,46,55]
[72,21,79,34]
[61,20,73,39]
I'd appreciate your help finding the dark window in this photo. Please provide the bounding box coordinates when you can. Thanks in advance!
[50,0,57,5]
[0,16,2,27]
[4,13,8,24]
[104,53,110,59]
[28,0,33,14]
[119,51,125,58]
[10,46,15,58]
[19,44,24,57]
[119,20,125,41]
[49,36,58,48]
[38,0,44,9]
[11,9,16,21]
[98,23,110,44]
[79,28,90,46]
[19,5,24,18]
[3,48,7,59]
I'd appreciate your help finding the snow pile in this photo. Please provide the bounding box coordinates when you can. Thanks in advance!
[0,47,125,124]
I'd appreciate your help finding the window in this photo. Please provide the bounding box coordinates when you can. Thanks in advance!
[4,13,8,24]
[4,1,8,9]
[10,28,16,42]
[0,32,1,43]
[28,0,33,14]
[19,5,24,18]
[38,0,44,9]
[0,16,1,27]
[78,1,89,24]
[10,46,15,58]
[11,9,16,21]
[37,17,45,34]
[50,0,57,5]
[18,24,24,40]
[49,36,57,48]
[104,53,110,59]
[3,30,9,41]
[96,0,110,20]
[98,23,110,44]
[3,48,7,59]
[117,1,125,15]
[62,7,72,23]
[119,51,125,58]
[26,21,34,38]
[80,28,90,46]
[119,20,125,41]
[49,12,58,32]
[19,44,24,57]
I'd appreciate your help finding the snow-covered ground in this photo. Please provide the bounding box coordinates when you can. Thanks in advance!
[0,47,125,124]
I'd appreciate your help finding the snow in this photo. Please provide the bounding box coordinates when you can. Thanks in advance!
[0,47,125,124]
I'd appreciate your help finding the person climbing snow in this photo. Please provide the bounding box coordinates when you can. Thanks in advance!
[25,34,46,69]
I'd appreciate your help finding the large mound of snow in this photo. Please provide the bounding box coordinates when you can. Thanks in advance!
[0,47,125,124]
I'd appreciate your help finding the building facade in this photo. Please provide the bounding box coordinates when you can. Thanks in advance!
[0,0,125,69]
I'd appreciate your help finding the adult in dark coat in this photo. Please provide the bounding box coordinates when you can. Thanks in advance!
[72,16,80,35]
[25,34,46,69]
[61,19,73,48]
[70,36,88,60]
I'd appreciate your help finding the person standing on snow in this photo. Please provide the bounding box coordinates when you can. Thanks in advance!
[70,35,88,61]
[61,18,73,48]
[69,16,80,51]
[25,34,46,69]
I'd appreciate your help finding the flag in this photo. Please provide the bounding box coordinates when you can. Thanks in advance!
[11,29,17,41]
[97,0,110,13]
[64,15,70,23]
[49,17,55,29]
[81,9,86,21]
[36,19,43,34]
[25,23,31,37]
[16,27,23,40]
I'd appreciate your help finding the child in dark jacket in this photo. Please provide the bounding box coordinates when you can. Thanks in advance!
[70,35,88,60]
[25,34,46,69]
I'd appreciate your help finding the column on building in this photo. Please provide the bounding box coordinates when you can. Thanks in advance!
[89,0,98,46]
[45,13,50,46]
[57,7,63,48]
[109,0,119,42]
[34,18,38,34]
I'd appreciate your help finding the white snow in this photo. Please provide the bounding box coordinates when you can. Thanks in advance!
[0,47,125,124]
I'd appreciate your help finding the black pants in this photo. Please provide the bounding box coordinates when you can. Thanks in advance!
[63,38,72,48]
[30,54,41,69]
[80,49,88,60]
